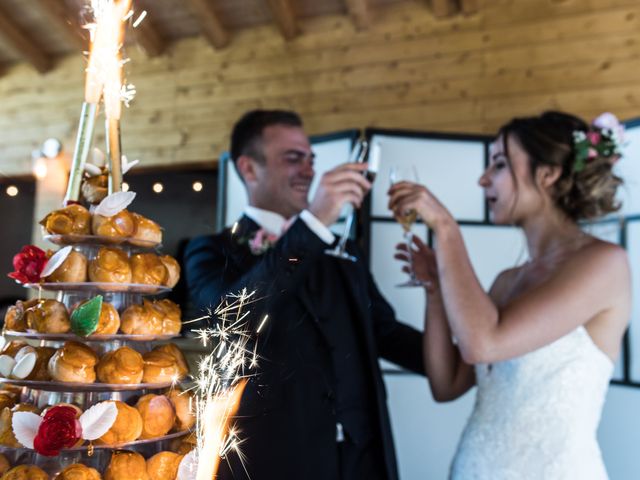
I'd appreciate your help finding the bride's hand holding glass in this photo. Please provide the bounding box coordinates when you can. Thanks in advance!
[388,181,453,232]
[394,235,439,293]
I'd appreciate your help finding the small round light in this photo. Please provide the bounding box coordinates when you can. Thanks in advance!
[152,182,164,193]
[122,182,130,192]
[6,186,18,197]
[192,181,203,192]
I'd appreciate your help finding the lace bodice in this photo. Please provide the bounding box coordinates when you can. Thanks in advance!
[450,326,613,480]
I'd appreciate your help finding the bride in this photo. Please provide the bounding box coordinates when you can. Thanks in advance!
[388,111,631,479]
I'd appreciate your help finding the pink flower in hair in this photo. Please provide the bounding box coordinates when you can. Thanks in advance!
[587,131,601,145]
[587,148,598,159]
[592,112,625,144]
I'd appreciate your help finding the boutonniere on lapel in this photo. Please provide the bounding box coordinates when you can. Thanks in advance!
[238,228,280,255]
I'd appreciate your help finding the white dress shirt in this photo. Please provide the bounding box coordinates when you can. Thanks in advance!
[244,206,335,245]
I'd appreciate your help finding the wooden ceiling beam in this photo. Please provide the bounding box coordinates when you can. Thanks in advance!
[345,0,371,30]
[185,0,230,49]
[459,0,479,15]
[35,0,88,52]
[0,3,52,73]
[131,17,167,57]
[266,0,299,40]
[429,0,459,18]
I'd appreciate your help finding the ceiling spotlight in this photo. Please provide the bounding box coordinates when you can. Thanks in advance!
[6,186,18,197]
[41,138,62,159]
[152,182,164,193]
[122,182,130,192]
[192,181,203,192]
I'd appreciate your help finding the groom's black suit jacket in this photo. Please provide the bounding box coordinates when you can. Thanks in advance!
[184,215,424,480]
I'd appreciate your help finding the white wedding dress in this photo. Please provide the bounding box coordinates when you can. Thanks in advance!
[450,326,613,480]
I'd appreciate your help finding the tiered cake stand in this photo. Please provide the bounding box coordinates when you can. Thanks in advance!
[0,233,191,476]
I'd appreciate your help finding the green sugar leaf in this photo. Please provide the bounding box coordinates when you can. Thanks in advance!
[71,295,103,337]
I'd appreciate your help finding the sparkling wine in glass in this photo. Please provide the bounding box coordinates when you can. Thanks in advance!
[325,140,381,262]
[389,165,425,287]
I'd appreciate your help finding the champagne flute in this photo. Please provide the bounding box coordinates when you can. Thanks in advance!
[325,140,381,261]
[389,165,425,287]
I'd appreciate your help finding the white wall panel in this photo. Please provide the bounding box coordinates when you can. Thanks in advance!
[370,222,429,332]
[370,221,428,371]
[584,221,625,380]
[617,124,640,217]
[599,385,640,479]
[369,134,486,221]
[224,160,247,227]
[626,222,640,382]
[456,225,525,290]
[384,374,475,480]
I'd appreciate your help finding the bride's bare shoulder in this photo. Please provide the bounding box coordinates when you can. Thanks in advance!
[488,265,524,304]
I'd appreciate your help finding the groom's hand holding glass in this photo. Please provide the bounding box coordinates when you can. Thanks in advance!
[308,162,372,227]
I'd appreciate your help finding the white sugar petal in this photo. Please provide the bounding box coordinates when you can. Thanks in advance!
[14,346,35,363]
[84,163,102,176]
[94,191,136,217]
[92,147,106,166]
[122,156,139,175]
[0,355,15,377]
[11,352,36,379]
[177,449,198,480]
[41,246,73,278]
[79,401,118,440]
[0,337,7,353]
[12,411,41,448]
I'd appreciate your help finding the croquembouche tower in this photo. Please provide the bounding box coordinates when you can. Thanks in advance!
[0,2,196,478]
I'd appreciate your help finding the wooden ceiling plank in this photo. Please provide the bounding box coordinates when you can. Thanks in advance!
[345,0,371,30]
[459,0,479,15]
[266,0,299,40]
[35,0,87,52]
[185,0,230,49]
[0,4,52,73]
[133,18,167,57]
[429,0,459,18]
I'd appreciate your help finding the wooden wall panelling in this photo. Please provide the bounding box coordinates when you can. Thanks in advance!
[2,1,640,173]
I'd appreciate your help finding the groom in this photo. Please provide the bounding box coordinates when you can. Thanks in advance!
[184,109,424,480]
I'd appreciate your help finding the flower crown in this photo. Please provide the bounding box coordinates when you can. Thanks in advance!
[572,112,624,173]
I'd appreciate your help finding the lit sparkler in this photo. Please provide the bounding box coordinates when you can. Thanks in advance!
[64,0,135,204]
[179,288,266,480]
[100,0,132,194]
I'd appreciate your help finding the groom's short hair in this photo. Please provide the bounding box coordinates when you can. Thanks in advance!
[230,109,303,164]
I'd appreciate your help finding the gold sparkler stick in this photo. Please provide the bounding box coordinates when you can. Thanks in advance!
[64,102,99,205]
[105,117,122,194]
[62,13,104,205]
[103,0,131,194]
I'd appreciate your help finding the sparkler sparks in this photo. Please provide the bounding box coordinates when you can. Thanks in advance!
[180,288,267,480]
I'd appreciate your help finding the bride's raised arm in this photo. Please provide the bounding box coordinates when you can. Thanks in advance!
[396,236,475,402]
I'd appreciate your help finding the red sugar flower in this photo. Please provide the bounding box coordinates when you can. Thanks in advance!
[32,406,82,456]
[7,245,48,284]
